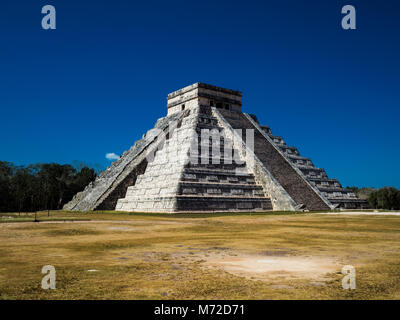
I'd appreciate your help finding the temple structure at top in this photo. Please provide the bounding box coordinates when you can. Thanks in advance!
[167,82,242,115]
[64,82,368,213]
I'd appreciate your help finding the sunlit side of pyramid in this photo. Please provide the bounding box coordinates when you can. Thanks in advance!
[64,83,368,212]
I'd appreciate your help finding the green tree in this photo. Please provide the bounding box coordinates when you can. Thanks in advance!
[368,191,377,209]
[0,162,14,212]
[368,187,400,210]
[1,161,97,213]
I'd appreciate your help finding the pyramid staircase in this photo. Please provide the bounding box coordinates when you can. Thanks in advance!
[115,106,272,212]
[255,119,368,209]
[216,109,367,210]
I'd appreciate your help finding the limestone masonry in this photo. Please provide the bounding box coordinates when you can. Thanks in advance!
[64,83,368,212]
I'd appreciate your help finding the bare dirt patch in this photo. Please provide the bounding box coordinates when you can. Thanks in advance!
[202,252,340,282]
[318,211,400,216]
[107,226,137,231]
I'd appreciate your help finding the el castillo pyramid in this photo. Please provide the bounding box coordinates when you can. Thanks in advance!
[64,83,368,212]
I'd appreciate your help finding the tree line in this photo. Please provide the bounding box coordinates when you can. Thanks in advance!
[2,161,399,212]
[0,161,96,213]
[348,186,400,210]
[368,187,400,210]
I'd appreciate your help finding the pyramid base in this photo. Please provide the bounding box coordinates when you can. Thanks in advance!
[116,196,272,213]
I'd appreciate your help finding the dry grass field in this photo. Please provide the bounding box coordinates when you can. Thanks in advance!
[0,210,399,299]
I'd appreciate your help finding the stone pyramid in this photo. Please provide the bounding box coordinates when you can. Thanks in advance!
[64,83,368,212]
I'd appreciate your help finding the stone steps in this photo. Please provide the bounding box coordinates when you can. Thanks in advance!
[277,145,299,154]
[303,173,329,179]
[193,145,235,155]
[175,195,272,211]
[196,124,223,131]
[64,109,188,211]
[247,113,368,210]
[115,108,273,213]
[178,181,264,197]
[297,165,324,171]
[117,194,272,212]
[183,167,252,175]
[184,113,269,201]
[307,177,340,182]
[318,186,352,193]
[181,169,255,184]
[286,154,311,161]
[195,135,232,145]
[329,198,370,209]
[187,157,247,170]
[218,109,331,211]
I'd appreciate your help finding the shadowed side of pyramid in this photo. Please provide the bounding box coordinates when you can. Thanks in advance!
[214,108,368,210]
[246,115,369,210]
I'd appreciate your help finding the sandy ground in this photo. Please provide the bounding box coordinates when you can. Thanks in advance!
[201,252,339,282]
[317,211,400,216]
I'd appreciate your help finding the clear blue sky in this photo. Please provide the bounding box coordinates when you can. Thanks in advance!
[0,0,399,188]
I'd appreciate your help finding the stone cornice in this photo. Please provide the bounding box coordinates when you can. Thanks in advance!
[167,82,242,99]
[167,92,242,109]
